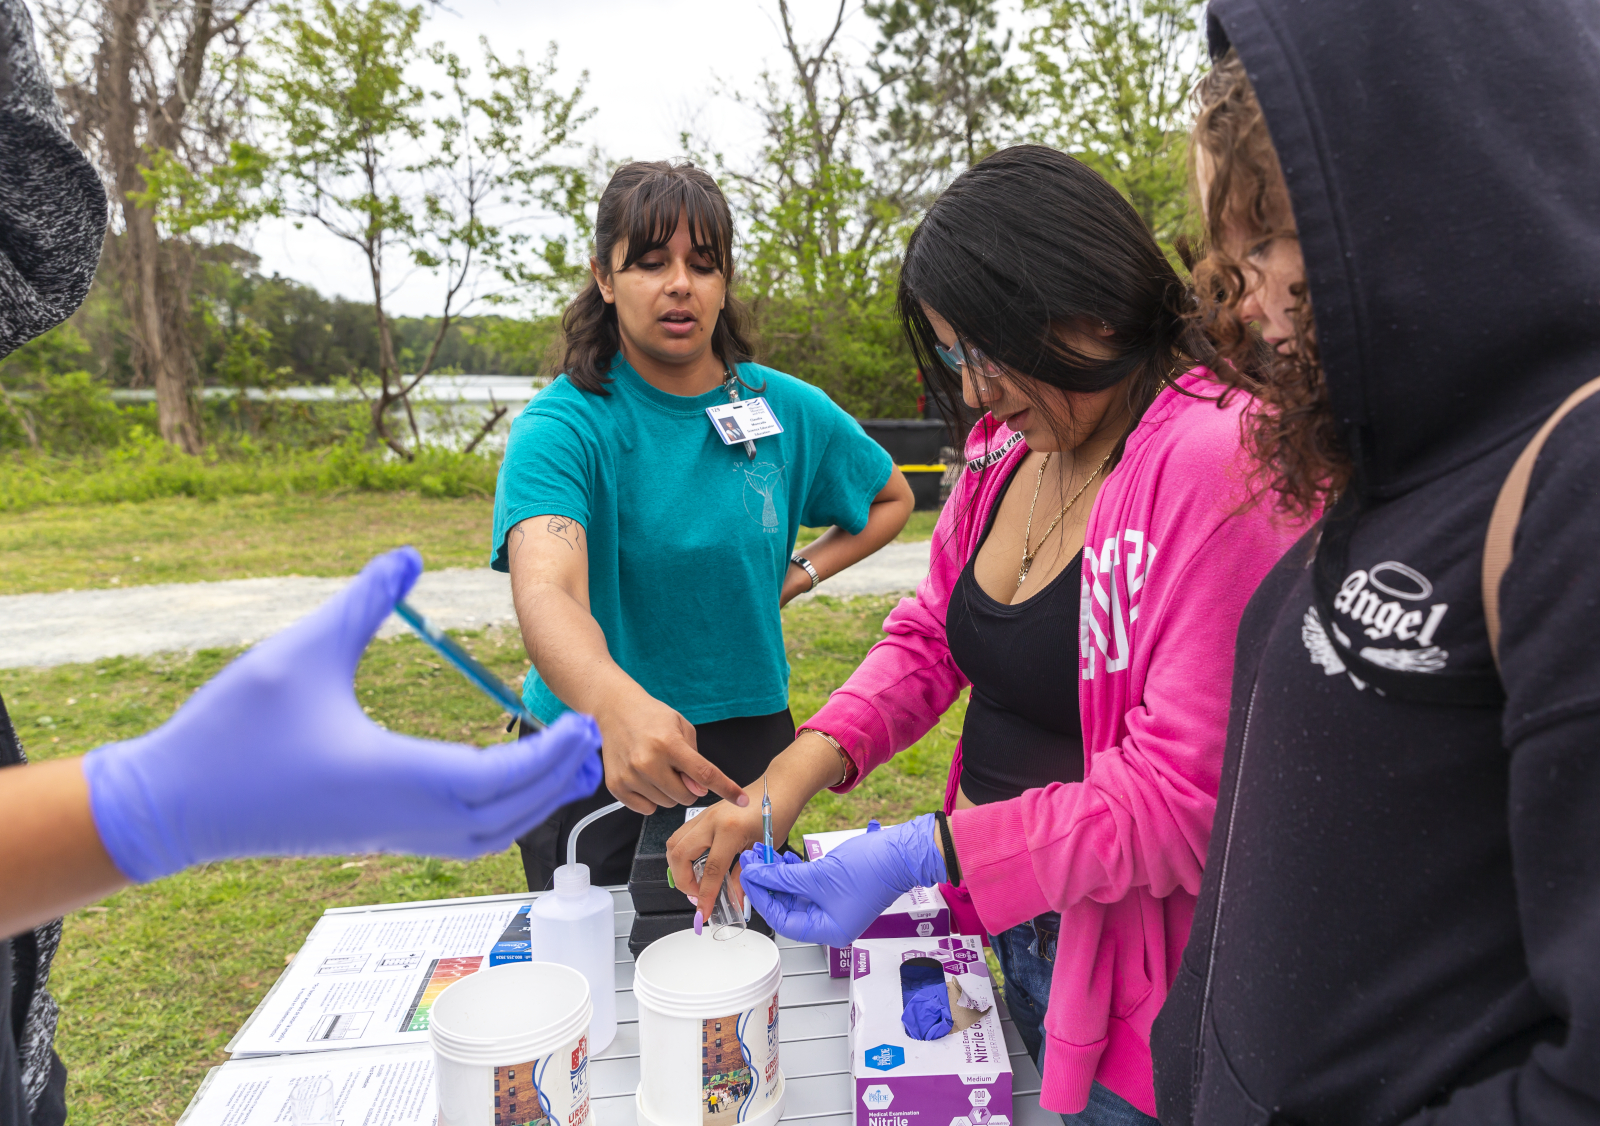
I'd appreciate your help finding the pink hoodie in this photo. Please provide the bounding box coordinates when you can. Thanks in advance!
[804,370,1306,1116]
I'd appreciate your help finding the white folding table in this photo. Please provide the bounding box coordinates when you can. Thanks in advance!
[215,887,1059,1126]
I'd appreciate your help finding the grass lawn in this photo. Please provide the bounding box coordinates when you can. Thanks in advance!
[0,495,940,596]
[0,493,492,596]
[2,594,962,1125]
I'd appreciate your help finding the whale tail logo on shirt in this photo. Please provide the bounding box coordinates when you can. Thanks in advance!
[742,462,786,531]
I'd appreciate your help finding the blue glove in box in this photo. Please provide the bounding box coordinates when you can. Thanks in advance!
[849,936,1012,1126]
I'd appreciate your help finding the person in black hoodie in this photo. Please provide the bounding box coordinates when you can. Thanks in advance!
[1150,2,1600,1124]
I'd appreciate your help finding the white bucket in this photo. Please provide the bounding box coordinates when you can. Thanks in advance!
[429,961,594,1126]
[634,928,786,1126]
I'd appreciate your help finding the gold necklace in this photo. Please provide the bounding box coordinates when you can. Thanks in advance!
[1018,450,1112,590]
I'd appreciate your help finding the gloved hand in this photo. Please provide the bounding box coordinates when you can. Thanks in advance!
[739,814,946,947]
[900,961,953,1040]
[81,547,603,883]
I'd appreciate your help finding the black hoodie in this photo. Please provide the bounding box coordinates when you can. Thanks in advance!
[1151,1,1600,1124]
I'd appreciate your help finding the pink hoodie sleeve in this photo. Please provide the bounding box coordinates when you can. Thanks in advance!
[802,472,977,790]
[948,499,1292,930]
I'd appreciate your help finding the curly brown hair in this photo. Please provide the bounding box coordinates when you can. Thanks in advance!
[1189,50,1350,518]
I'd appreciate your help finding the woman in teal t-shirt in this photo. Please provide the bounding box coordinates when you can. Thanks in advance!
[493,160,912,890]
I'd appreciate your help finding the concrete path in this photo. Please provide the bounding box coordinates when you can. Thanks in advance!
[0,541,930,669]
[791,539,927,599]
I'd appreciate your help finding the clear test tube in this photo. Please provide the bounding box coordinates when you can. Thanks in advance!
[692,851,748,939]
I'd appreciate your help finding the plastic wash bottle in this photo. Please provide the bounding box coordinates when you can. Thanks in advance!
[530,801,623,1053]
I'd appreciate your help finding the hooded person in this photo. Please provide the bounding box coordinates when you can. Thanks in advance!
[1151,1,1600,1124]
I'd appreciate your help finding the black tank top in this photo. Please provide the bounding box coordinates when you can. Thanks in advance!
[946,463,1085,806]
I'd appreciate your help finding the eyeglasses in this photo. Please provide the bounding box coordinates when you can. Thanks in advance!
[935,339,1005,390]
[935,340,989,372]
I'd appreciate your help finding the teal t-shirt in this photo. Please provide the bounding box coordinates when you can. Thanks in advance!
[491,356,893,725]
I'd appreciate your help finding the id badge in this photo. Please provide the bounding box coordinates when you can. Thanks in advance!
[706,397,784,445]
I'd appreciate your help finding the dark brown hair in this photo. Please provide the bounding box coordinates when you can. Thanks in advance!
[1189,50,1350,517]
[899,145,1211,469]
[559,161,757,393]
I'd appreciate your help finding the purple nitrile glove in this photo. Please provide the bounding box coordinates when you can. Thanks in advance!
[739,813,946,947]
[80,547,603,883]
[902,981,953,1039]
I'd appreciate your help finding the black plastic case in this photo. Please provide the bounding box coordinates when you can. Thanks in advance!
[628,804,705,914]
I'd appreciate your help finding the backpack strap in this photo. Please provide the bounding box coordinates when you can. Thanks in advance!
[1482,376,1600,669]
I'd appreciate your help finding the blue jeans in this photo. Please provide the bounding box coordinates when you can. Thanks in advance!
[991,916,1160,1126]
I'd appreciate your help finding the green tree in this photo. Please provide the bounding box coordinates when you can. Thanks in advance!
[252,0,589,457]
[866,0,1025,169]
[711,0,1017,417]
[39,0,268,451]
[0,324,123,452]
[1023,0,1206,245]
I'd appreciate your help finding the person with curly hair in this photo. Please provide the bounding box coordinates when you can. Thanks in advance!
[1152,2,1600,1123]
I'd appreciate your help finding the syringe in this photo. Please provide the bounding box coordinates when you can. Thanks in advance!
[762,779,775,864]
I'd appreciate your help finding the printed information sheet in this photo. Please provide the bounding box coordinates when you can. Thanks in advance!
[228,899,526,1057]
[177,1043,436,1126]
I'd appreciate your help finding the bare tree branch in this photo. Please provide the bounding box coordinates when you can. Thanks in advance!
[36,0,266,450]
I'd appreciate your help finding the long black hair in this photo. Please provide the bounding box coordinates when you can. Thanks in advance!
[900,145,1209,460]
[560,161,757,393]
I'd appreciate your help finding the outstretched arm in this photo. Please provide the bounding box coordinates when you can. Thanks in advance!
[508,514,748,814]
[670,468,972,917]
[0,758,127,937]
[2,548,604,939]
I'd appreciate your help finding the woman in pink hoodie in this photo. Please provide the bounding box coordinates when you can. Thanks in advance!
[673,146,1306,1123]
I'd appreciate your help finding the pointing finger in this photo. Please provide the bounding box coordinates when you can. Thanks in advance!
[669,744,747,808]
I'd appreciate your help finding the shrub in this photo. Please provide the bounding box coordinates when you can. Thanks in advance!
[33,370,127,452]
[0,431,500,513]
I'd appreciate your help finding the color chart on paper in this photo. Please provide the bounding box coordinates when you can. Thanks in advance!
[401,956,482,1032]
[227,900,521,1056]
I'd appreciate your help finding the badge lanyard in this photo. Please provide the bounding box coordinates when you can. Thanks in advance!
[723,363,757,461]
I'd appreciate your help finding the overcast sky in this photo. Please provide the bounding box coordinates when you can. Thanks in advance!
[246,1,882,317]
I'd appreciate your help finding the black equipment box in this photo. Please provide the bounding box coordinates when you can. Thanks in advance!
[628,803,712,914]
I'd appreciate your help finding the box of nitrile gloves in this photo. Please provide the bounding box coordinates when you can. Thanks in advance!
[848,936,1012,1126]
[804,827,951,977]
